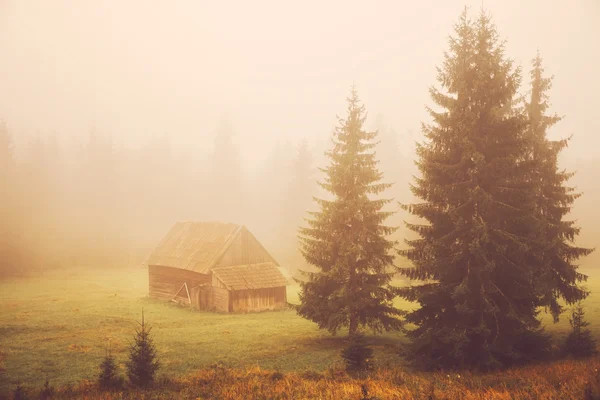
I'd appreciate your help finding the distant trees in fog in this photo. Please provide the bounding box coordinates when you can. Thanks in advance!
[0,111,410,276]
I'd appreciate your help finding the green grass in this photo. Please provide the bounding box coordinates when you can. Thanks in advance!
[0,266,598,392]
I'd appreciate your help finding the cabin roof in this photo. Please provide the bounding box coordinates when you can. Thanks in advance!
[211,262,289,290]
[146,221,242,273]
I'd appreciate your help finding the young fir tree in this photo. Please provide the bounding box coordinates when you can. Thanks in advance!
[563,302,597,358]
[296,86,403,335]
[398,10,551,370]
[98,342,123,390]
[341,331,375,375]
[39,379,54,400]
[524,52,594,321]
[126,310,160,387]
[12,381,26,400]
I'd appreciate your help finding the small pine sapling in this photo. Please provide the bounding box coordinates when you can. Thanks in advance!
[563,302,597,358]
[12,381,26,400]
[39,379,54,400]
[126,309,160,387]
[341,331,374,376]
[98,341,123,390]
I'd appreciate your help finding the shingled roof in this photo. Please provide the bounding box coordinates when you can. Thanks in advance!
[146,221,242,273]
[211,262,288,290]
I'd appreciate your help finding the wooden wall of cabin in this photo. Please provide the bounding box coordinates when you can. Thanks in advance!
[189,285,229,312]
[212,287,230,312]
[230,286,287,312]
[190,286,210,310]
[148,265,210,301]
[216,227,276,267]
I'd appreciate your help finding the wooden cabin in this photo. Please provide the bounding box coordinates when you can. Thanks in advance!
[146,221,288,312]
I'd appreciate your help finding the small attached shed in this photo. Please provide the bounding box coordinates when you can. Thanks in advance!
[146,221,288,312]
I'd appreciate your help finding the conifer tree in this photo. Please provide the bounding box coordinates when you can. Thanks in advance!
[524,52,594,321]
[341,331,374,376]
[39,379,54,400]
[281,138,315,258]
[286,138,314,225]
[98,342,123,390]
[257,139,291,243]
[12,381,26,400]
[126,310,160,387]
[296,86,402,335]
[563,302,597,358]
[0,121,19,276]
[398,10,551,370]
[209,117,245,223]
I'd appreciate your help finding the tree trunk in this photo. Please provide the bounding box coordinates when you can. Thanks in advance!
[348,256,358,335]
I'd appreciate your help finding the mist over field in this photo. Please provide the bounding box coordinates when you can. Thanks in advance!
[0,0,598,275]
[1,1,600,398]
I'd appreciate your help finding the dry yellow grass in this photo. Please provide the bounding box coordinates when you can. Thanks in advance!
[5,357,600,399]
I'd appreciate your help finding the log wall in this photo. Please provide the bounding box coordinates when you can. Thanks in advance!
[149,265,286,313]
[189,285,229,312]
[230,286,287,312]
[212,287,230,312]
[190,285,210,310]
[148,265,210,301]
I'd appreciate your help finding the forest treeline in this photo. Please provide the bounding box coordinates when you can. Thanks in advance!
[0,112,414,276]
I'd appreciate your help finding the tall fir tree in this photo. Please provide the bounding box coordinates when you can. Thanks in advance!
[0,121,14,224]
[296,87,402,335]
[83,127,119,267]
[0,121,19,276]
[255,139,291,245]
[398,10,552,370]
[524,52,593,321]
[280,138,315,261]
[209,117,245,224]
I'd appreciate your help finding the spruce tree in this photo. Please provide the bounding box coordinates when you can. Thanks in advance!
[296,86,403,335]
[563,302,597,358]
[39,379,54,400]
[524,52,594,321]
[341,331,374,376]
[12,381,26,400]
[0,121,18,276]
[126,310,160,387]
[398,10,550,370]
[98,343,123,390]
[281,138,315,261]
[285,138,314,228]
[209,117,246,224]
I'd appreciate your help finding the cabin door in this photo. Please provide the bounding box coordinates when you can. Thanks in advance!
[191,285,211,311]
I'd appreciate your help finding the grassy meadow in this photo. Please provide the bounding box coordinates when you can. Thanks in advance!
[0,266,599,396]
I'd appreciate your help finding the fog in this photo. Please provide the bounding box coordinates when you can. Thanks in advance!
[0,0,599,274]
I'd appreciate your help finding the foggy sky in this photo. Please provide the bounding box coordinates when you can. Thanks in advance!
[1,0,599,173]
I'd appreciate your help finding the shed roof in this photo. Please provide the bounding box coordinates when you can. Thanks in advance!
[211,262,288,290]
[146,221,241,273]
